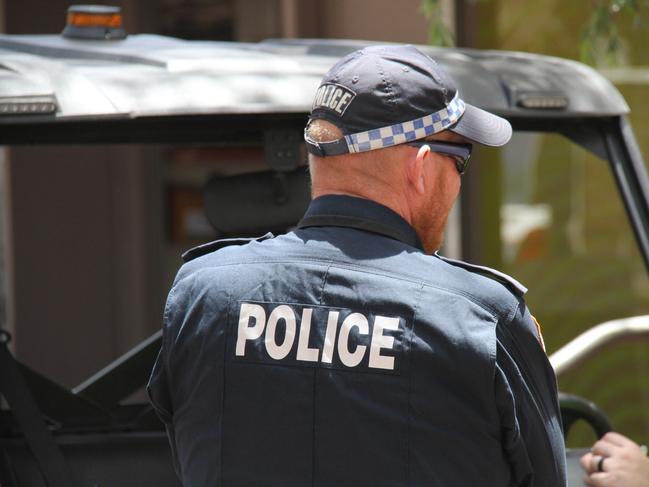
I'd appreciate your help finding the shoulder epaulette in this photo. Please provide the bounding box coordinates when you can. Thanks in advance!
[182,232,274,263]
[435,253,528,296]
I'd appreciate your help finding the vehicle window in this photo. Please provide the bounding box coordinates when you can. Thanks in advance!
[1,140,306,394]
[474,133,649,447]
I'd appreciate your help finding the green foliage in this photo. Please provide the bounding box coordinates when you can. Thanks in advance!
[580,0,649,66]
[420,0,648,66]
[420,0,455,47]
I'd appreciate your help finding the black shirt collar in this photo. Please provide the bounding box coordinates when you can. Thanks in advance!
[297,195,424,252]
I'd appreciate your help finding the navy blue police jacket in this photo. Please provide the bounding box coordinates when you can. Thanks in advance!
[148,194,567,487]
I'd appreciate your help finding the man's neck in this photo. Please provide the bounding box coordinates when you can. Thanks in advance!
[311,188,415,228]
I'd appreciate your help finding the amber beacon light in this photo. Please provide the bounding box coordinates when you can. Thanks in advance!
[62,5,127,40]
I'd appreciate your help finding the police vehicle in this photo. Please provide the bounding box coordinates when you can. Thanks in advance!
[0,5,648,487]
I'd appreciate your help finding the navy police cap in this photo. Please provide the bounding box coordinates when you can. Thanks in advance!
[304,45,512,157]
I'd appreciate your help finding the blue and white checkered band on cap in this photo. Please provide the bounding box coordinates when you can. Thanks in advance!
[304,94,466,157]
[346,94,465,153]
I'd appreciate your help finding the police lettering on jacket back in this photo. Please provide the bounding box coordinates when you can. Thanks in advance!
[232,301,404,373]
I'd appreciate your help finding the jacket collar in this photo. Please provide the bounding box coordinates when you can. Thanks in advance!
[297,195,424,252]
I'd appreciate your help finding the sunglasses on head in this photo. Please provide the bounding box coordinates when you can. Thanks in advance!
[406,140,473,175]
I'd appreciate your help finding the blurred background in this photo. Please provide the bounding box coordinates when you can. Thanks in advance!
[0,0,647,449]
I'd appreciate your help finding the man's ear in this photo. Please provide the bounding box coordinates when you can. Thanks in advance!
[406,145,430,195]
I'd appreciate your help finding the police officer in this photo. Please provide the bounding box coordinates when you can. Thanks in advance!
[148,45,566,486]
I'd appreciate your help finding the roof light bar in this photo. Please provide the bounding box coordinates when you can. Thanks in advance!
[62,5,126,40]
[517,93,569,110]
[0,96,58,116]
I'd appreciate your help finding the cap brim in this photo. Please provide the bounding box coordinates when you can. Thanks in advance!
[450,103,512,147]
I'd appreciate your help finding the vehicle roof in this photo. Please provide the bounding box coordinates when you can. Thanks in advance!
[0,33,629,124]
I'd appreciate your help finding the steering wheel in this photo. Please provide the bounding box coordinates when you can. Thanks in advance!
[559,392,612,440]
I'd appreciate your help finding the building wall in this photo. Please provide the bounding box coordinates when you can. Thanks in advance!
[309,0,428,44]
[4,142,166,387]
[234,0,429,44]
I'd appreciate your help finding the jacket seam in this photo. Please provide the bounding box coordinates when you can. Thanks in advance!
[407,282,425,486]
[318,264,332,306]
[314,262,331,487]
[160,283,180,417]
[219,295,233,487]
[180,259,506,320]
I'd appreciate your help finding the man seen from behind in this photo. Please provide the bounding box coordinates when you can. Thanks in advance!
[148,45,567,487]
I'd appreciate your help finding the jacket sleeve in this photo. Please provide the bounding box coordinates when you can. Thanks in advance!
[147,287,181,479]
[495,299,567,487]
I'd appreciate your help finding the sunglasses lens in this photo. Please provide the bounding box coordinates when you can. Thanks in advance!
[455,158,465,174]
[450,155,467,175]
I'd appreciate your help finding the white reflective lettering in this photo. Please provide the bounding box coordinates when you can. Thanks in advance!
[296,308,319,362]
[338,313,368,367]
[369,316,399,370]
[235,303,400,371]
[313,85,326,108]
[336,92,353,114]
[235,303,267,356]
[321,310,339,364]
[322,85,334,106]
[328,88,342,110]
[265,305,296,360]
